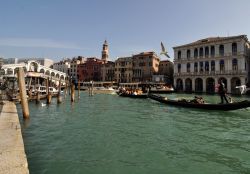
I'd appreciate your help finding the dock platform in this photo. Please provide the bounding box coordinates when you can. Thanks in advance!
[0,101,29,174]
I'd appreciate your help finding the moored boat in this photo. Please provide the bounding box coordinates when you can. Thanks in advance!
[92,86,116,94]
[148,94,250,111]
[118,93,148,98]
[149,86,174,94]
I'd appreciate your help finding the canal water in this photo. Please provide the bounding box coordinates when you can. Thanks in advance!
[17,92,250,174]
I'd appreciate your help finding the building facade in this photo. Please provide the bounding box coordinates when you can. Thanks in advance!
[158,60,174,84]
[101,61,115,82]
[132,52,160,82]
[77,58,103,81]
[115,57,133,83]
[173,35,250,94]
[52,59,71,75]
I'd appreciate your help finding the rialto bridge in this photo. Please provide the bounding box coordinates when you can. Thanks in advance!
[0,60,68,84]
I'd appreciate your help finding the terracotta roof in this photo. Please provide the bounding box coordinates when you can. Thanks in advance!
[133,51,156,56]
[173,35,248,49]
[160,60,171,62]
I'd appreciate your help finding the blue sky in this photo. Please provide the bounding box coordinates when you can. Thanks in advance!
[0,0,250,61]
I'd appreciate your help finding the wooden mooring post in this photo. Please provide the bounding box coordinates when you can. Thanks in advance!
[46,78,52,104]
[57,79,62,103]
[89,81,94,96]
[78,81,80,99]
[36,91,40,104]
[71,83,75,102]
[17,67,29,119]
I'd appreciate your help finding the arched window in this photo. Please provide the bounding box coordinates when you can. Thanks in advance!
[194,48,198,58]
[7,68,13,75]
[0,69,5,75]
[232,43,237,55]
[194,62,198,72]
[187,63,190,73]
[199,62,203,72]
[232,58,238,71]
[178,51,181,59]
[220,59,225,72]
[210,46,215,57]
[187,50,190,59]
[211,60,215,72]
[178,64,181,73]
[199,47,204,57]
[205,46,209,57]
[219,45,224,56]
[205,61,209,72]
[40,69,45,74]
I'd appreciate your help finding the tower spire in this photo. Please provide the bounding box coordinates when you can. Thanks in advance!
[102,40,109,63]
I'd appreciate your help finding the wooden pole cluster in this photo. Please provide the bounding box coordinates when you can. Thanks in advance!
[17,67,29,119]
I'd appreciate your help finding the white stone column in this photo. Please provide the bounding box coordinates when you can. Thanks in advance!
[174,78,176,89]
[183,78,186,91]
[227,59,232,71]
[215,60,220,71]
[192,78,195,92]
[198,61,200,73]
[240,77,246,85]
[202,77,206,92]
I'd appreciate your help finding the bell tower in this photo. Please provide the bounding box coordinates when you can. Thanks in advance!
[102,40,109,63]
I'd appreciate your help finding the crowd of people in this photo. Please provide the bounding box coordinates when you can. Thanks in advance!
[118,87,144,95]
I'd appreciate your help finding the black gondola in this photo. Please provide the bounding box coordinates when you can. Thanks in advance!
[118,93,148,98]
[148,94,250,111]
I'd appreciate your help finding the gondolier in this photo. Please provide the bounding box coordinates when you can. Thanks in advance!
[218,80,229,104]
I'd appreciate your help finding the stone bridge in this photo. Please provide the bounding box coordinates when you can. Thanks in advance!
[0,60,68,82]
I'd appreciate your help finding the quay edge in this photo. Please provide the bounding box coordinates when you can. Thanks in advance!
[0,101,29,174]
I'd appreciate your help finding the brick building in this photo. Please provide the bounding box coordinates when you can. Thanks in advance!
[77,58,103,81]
[132,52,160,82]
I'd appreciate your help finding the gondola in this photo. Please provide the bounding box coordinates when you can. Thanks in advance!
[118,93,148,98]
[148,94,250,111]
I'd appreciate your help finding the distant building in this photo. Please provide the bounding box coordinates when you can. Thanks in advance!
[132,52,160,82]
[52,59,71,75]
[101,61,115,81]
[115,57,133,83]
[173,35,250,94]
[69,57,86,81]
[0,57,3,69]
[3,58,18,64]
[158,60,174,84]
[77,58,103,81]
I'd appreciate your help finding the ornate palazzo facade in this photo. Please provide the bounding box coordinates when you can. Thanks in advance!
[173,35,250,94]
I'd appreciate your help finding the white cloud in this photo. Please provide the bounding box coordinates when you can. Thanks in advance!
[0,38,83,49]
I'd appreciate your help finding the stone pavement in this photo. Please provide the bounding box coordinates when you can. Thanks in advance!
[0,101,29,174]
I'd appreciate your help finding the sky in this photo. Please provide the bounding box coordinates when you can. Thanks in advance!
[0,0,250,62]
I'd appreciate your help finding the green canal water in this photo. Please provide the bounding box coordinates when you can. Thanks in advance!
[17,92,250,174]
